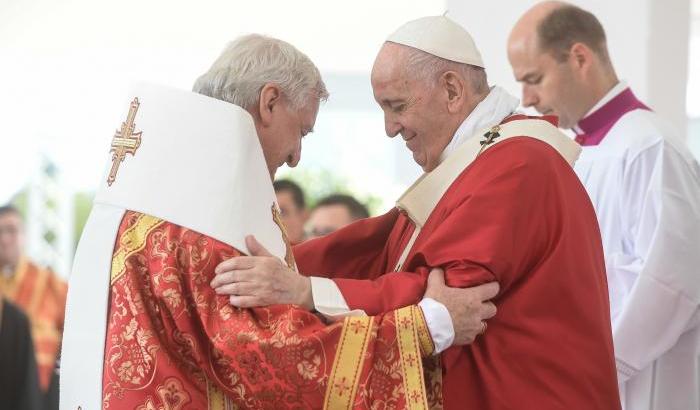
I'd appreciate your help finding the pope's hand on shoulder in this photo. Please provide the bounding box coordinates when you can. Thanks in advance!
[210,235,313,310]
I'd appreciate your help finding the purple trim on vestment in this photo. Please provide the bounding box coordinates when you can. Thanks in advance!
[574,88,650,146]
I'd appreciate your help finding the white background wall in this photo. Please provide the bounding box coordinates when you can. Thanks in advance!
[448,0,692,137]
[0,0,446,204]
[1,0,697,210]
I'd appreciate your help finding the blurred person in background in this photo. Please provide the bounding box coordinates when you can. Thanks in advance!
[0,204,65,409]
[0,294,42,410]
[306,193,370,238]
[273,179,308,244]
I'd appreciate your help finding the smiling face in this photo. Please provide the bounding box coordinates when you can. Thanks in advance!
[253,84,319,179]
[370,43,459,173]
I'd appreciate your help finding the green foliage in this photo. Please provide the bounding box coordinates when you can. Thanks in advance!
[8,187,94,249]
[8,190,28,218]
[73,192,94,248]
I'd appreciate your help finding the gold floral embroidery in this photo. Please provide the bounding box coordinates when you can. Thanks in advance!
[108,317,158,386]
[135,377,191,410]
[104,212,436,409]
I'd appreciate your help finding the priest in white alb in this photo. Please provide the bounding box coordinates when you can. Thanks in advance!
[509,3,700,409]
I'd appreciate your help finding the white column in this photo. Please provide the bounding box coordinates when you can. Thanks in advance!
[25,156,74,279]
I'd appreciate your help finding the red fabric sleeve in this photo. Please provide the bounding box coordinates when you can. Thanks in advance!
[294,209,400,279]
[332,138,558,315]
[414,138,554,289]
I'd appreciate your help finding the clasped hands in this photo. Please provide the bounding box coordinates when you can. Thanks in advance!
[210,235,499,345]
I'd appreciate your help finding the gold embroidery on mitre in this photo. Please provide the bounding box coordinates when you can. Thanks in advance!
[271,203,297,270]
[108,97,143,186]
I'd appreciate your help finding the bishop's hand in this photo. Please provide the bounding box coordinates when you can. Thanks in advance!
[211,235,313,310]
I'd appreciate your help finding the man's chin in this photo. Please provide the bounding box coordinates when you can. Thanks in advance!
[421,163,437,173]
[413,153,433,172]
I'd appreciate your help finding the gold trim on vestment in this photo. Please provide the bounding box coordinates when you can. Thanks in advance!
[110,214,164,284]
[271,203,297,271]
[323,316,374,409]
[396,306,430,410]
[207,378,226,410]
[413,306,435,358]
[206,378,237,410]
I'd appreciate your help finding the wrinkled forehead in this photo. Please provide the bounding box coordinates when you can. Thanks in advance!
[293,97,320,129]
[371,43,410,86]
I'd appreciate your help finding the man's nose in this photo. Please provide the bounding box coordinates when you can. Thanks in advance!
[288,143,302,167]
[385,116,402,138]
[522,85,539,108]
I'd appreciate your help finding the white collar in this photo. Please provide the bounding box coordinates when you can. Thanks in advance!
[439,86,520,163]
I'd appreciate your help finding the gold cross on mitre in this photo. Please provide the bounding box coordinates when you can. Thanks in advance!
[107,97,142,186]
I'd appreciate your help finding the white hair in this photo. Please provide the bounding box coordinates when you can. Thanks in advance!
[402,45,489,94]
[193,34,328,110]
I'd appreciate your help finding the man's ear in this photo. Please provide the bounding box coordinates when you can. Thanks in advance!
[569,42,592,72]
[441,71,466,114]
[258,83,282,126]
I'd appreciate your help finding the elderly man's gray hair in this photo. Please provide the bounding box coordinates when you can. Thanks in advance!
[404,46,489,95]
[193,34,329,110]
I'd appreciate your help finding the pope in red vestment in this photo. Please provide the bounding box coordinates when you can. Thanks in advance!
[294,115,621,409]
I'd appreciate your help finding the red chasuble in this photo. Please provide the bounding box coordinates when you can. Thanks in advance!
[295,117,621,409]
[101,211,437,410]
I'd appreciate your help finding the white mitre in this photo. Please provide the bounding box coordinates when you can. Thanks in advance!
[386,15,484,68]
